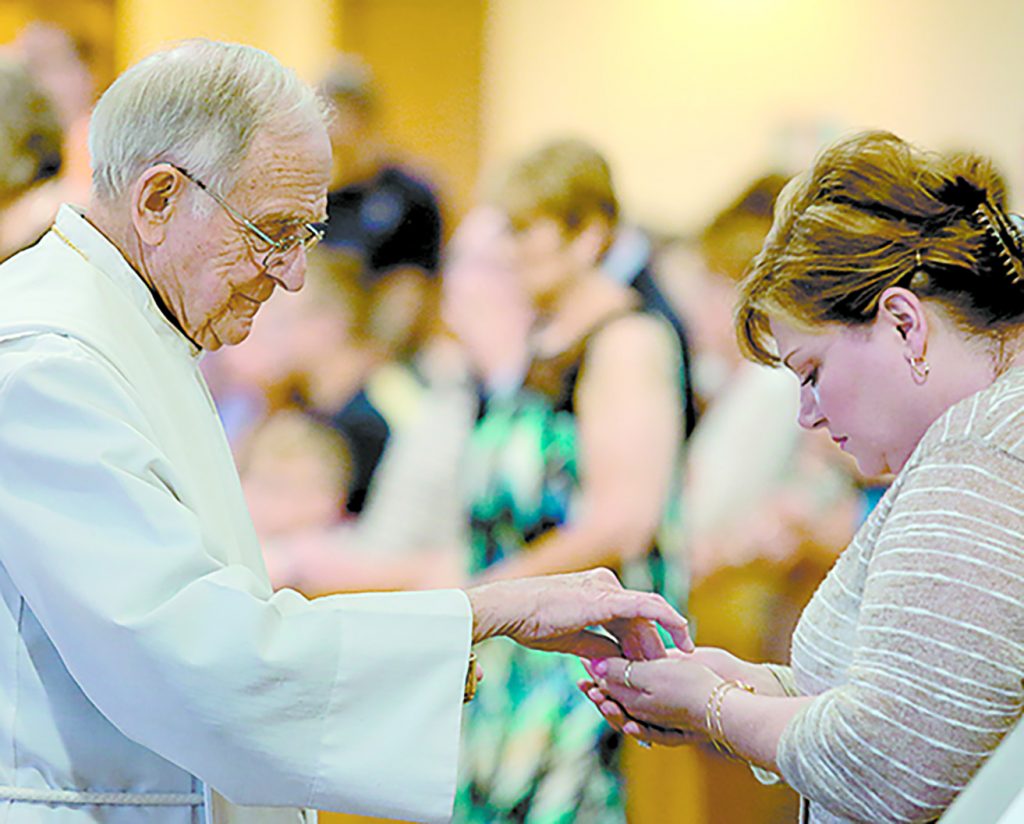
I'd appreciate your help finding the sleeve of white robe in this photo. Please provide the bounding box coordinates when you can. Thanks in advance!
[0,334,472,823]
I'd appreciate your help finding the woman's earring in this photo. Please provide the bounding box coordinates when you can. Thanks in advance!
[909,355,930,384]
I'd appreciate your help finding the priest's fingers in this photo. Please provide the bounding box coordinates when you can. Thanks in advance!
[603,617,667,661]
[527,628,622,660]
[603,590,694,653]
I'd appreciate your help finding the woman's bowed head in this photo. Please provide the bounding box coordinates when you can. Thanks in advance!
[578,131,1024,811]
[737,130,1024,479]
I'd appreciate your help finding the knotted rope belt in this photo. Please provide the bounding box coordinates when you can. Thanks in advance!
[0,786,203,806]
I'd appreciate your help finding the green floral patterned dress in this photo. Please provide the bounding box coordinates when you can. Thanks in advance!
[454,314,685,823]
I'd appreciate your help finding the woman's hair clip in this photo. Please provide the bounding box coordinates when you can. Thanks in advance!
[974,203,1024,286]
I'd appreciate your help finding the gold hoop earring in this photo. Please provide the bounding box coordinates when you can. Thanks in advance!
[909,355,930,383]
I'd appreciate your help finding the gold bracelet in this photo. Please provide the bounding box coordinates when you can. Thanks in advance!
[706,681,741,757]
[463,651,478,703]
[704,679,755,759]
[703,681,731,754]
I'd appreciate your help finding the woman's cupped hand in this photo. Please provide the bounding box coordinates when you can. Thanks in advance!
[578,647,758,747]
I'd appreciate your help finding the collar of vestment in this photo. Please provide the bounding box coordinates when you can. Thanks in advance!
[52,204,203,363]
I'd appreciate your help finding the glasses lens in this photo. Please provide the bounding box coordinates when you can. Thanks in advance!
[260,223,325,270]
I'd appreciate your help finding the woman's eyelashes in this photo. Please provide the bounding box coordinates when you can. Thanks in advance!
[800,365,819,388]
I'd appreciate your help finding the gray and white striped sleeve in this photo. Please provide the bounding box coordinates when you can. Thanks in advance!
[777,438,1024,823]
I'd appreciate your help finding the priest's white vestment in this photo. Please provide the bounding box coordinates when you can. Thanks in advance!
[0,206,472,823]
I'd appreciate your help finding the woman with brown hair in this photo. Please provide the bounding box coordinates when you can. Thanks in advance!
[582,131,1024,823]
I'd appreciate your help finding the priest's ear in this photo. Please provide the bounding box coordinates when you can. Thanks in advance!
[130,164,189,245]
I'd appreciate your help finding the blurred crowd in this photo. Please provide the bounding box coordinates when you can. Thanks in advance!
[0,26,878,823]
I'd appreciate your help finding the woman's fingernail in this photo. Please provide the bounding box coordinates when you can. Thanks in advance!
[591,658,608,676]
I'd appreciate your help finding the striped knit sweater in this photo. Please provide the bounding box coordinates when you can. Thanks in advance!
[774,366,1024,823]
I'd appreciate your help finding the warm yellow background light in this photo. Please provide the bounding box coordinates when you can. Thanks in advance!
[5,0,1024,234]
[116,0,340,83]
[482,0,1024,233]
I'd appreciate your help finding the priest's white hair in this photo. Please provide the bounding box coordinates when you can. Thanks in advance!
[89,39,328,204]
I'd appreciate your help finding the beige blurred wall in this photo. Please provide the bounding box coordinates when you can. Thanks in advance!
[6,0,1024,238]
[115,0,340,83]
[480,0,1024,235]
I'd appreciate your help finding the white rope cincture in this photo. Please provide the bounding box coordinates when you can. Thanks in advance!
[0,786,203,806]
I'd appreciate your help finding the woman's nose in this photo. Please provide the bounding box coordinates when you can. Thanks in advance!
[797,384,825,430]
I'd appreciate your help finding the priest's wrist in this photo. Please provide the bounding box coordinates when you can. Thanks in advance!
[461,586,495,705]
[464,582,513,644]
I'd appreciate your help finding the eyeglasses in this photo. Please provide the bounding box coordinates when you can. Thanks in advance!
[172,165,325,272]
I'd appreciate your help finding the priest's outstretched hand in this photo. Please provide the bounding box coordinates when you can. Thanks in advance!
[465,567,693,661]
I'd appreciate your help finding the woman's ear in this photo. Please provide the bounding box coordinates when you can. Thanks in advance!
[878,286,929,356]
[130,164,188,246]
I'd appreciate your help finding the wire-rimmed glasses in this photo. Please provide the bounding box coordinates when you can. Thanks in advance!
[172,165,325,273]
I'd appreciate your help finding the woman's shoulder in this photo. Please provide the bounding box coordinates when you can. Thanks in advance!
[921,366,1024,462]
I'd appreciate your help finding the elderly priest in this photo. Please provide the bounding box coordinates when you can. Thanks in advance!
[0,39,690,824]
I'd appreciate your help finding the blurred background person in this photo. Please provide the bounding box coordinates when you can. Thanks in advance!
[452,138,687,823]
[14,22,94,202]
[0,57,63,261]
[248,240,482,593]
[0,22,97,260]
[673,174,863,594]
[240,408,354,539]
[506,139,698,438]
[315,53,445,513]
[250,205,533,598]
[344,205,532,571]
[319,52,443,284]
